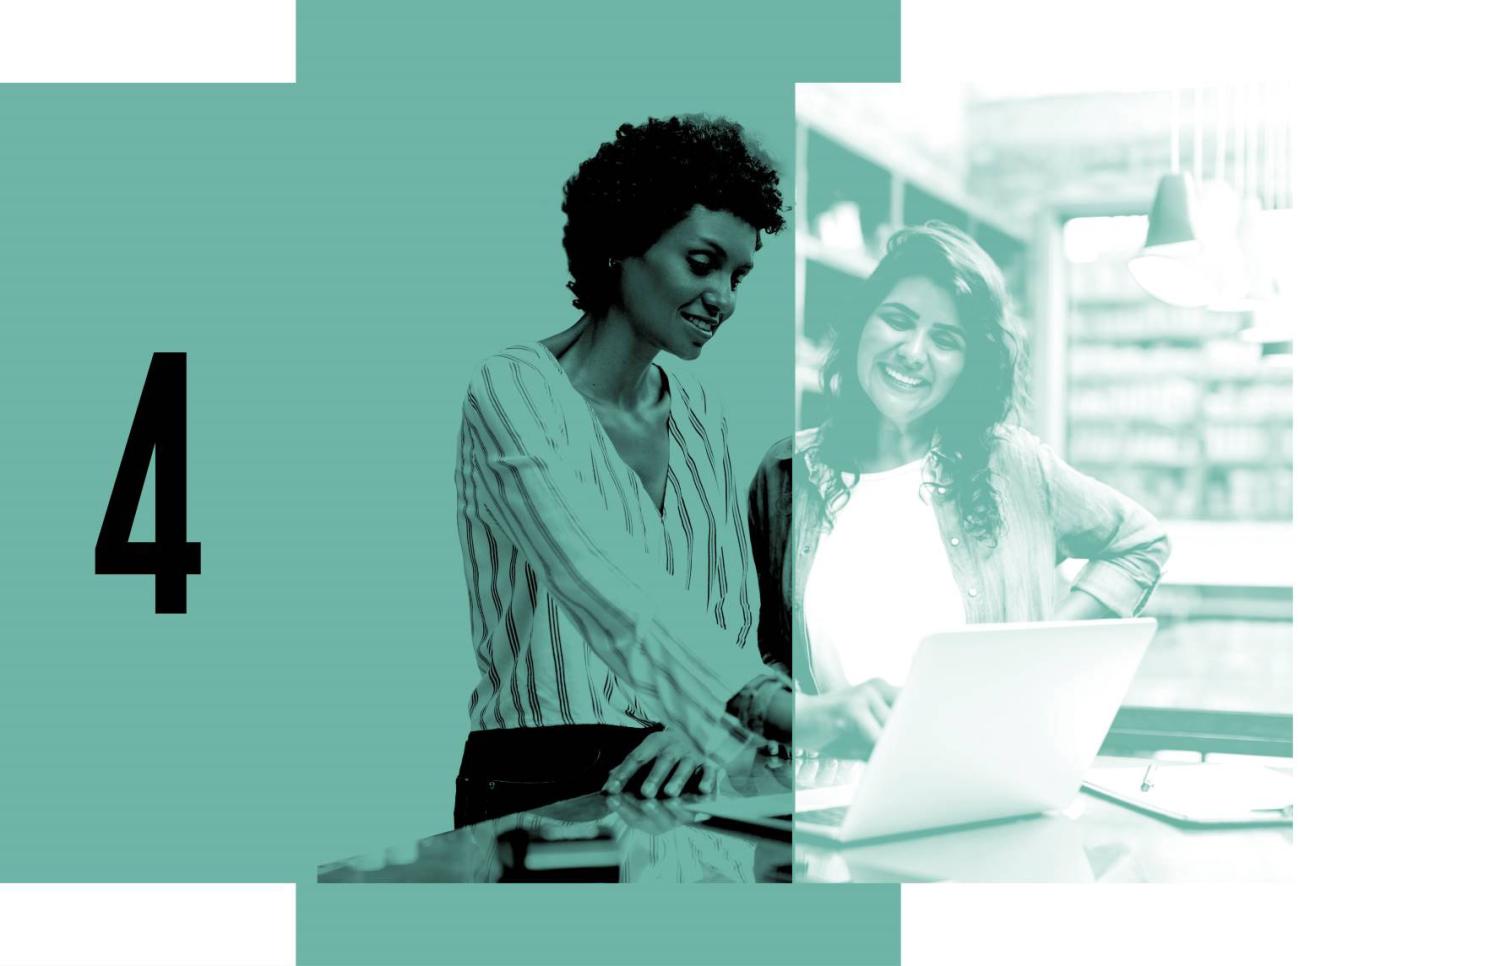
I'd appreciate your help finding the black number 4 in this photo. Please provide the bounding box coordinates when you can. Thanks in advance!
[95,352,202,613]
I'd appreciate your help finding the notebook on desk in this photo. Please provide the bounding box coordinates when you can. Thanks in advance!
[1082,760,1294,827]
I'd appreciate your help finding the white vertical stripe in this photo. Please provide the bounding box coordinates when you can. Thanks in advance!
[902,883,1300,965]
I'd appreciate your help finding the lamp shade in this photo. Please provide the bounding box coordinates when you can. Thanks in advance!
[1141,171,1199,248]
[1129,172,1217,307]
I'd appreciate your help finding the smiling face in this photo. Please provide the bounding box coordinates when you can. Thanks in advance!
[615,205,758,361]
[854,275,968,432]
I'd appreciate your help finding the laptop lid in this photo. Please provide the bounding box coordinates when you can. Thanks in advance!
[834,618,1157,841]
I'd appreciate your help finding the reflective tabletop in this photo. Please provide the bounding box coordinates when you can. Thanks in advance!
[318,753,795,884]
[318,755,1291,884]
[794,755,1291,883]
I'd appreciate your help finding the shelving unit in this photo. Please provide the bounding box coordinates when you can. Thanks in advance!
[1062,229,1293,527]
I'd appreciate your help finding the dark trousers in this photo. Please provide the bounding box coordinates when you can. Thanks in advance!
[453,725,658,829]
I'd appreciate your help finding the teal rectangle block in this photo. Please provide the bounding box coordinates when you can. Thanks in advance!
[298,885,901,965]
[0,0,902,962]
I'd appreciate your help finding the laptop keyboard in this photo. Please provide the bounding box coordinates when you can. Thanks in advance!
[793,756,865,790]
[796,805,849,826]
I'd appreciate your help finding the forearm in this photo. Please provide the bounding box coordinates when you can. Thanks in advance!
[764,687,793,743]
[1051,587,1115,621]
[725,675,794,745]
[1040,439,1171,615]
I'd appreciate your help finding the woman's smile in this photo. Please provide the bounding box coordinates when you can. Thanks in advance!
[616,205,755,361]
[681,310,719,341]
[855,275,967,429]
[876,361,929,392]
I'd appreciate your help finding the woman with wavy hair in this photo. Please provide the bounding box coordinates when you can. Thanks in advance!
[750,222,1170,728]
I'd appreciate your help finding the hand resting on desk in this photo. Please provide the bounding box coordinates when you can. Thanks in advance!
[604,729,723,799]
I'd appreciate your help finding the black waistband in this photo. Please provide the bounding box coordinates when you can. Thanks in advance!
[458,724,660,781]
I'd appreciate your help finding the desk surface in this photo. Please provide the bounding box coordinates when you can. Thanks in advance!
[318,756,1291,884]
[318,754,796,884]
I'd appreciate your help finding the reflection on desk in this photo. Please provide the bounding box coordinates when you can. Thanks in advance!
[794,756,1292,883]
[317,754,1290,884]
[317,754,795,885]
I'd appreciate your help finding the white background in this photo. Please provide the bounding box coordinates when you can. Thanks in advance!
[4,0,1497,963]
[0,885,294,965]
[0,0,294,82]
[903,0,1500,962]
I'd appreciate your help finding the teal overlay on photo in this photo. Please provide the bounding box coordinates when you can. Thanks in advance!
[0,1,900,962]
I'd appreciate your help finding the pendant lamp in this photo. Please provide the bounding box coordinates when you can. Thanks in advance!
[1128,89,1216,307]
[1128,170,1217,307]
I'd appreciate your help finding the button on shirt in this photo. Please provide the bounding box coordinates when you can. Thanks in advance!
[455,344,767,755]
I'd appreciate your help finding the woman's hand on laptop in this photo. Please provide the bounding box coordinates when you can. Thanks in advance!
[794,679,899,760]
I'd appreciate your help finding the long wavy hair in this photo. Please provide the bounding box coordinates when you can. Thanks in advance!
[810,222,1029,544]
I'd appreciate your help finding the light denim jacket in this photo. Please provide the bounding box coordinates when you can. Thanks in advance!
[748,425,1171,694]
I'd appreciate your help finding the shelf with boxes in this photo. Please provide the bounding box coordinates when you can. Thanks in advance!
[1063,247,1292,524]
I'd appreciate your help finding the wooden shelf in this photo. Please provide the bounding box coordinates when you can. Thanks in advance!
[1075,458,1197,470]
[1076,456,1291,469]
[1071,332,1237,346]
[1069,369,1293,384]
[1069,296,1149,310]
[1070,415,1199,428]
[1070,415,1292,428]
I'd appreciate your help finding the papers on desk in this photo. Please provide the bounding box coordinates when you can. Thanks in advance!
[1083,761,1294,827]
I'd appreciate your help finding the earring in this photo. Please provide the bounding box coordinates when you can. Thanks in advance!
[607,257,619,270]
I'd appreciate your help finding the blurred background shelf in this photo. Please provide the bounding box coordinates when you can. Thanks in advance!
[1061,238,1292,530]
[798,230,877,279]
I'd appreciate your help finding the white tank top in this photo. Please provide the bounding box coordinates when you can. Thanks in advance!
[802,456,968,688]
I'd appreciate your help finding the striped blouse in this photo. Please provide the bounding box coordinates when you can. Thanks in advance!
[455,343,769,756]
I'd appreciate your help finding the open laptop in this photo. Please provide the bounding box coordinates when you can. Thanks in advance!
[795,618,1157,843]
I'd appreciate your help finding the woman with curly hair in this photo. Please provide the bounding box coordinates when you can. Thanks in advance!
[453,115,881,827]
[750,222,1170,711]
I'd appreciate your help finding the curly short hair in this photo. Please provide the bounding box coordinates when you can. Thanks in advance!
[562,115,787,316]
